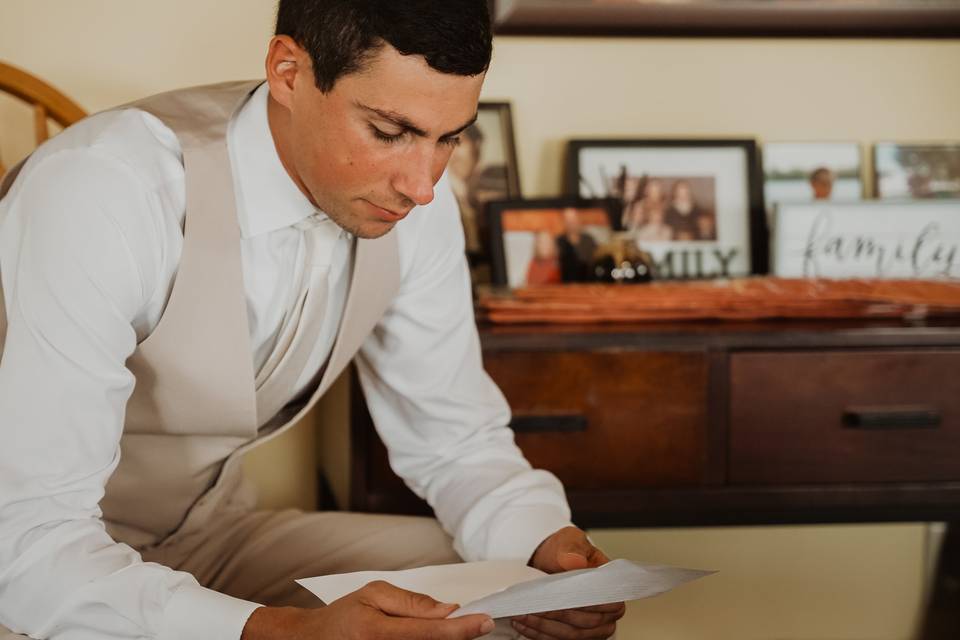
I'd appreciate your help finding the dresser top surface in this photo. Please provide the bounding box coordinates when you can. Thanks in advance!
[478,317,960,351]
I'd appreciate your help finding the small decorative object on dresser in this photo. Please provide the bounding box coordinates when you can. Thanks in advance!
[873,142,960,200]
[771,200,960,279]
[566,138,766,279]
[448,101,522,285]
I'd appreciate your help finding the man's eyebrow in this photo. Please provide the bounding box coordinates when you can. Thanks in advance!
[356,102,478,140]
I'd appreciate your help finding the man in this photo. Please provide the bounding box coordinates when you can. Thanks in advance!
[555,208,596,282]
[809,166,835,200]
[0,2,624,639]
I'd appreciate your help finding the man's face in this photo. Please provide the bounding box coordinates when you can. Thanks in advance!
[562,208,581,234]
[274,43,484,239]
[811,173,834,200]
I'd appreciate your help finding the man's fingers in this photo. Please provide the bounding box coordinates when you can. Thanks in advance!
[531,526,615,575]
[387,613,495,640]
[557,551,589,571]
[566,602,626,616]
[516,610,604,631]
[512,614,617,640]
[561,530,594,556]
[353,583,494,639]
[554,528,606,571]
[510,603,624,639]
[511,619,554,640]
[587,545,611,567]
[361,580,458,619]
[518,604,622,630]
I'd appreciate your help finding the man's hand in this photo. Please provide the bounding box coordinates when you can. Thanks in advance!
[241,580,495,640]
[512,526,625,640]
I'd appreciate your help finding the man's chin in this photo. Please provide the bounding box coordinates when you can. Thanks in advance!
[324,209,398,239]
[352,219,398,240]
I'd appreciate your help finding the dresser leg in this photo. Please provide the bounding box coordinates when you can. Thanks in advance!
[921,522,960,640]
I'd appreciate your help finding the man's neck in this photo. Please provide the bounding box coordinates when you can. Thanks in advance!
[266,93,317,208]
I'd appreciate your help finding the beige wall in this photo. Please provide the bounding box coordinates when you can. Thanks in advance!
[487,37,960,197]
[3,2,959,190]
[2,2,957,638]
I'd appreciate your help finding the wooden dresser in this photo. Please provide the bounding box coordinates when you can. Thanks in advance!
[348,317,960,636]
[351,318,960,528]
[350,320,960,640]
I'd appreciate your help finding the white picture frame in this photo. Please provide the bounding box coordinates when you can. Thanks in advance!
[772,200,960,279]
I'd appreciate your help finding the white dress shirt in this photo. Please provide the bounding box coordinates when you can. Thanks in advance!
[0,83,571,639]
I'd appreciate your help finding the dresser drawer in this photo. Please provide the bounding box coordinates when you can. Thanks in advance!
[729,350,960,484]
[485,350,709,489]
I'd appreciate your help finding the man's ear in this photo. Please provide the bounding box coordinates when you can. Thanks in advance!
[265,35,304,111]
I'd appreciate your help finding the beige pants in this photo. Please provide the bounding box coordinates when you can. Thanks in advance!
[1,509,520,638]
[145,509,464,607]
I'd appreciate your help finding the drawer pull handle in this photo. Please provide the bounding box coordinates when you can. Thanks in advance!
[842,405,941,430]
[509,414,588,433]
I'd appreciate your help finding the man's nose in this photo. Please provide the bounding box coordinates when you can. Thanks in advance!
[393,148,436,207]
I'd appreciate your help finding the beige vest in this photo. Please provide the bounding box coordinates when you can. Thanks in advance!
[0,82,401,549]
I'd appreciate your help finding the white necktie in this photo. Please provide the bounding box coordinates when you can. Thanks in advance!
[255,216,334,425]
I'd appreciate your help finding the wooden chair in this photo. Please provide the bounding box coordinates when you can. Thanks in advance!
[0,60,86,176]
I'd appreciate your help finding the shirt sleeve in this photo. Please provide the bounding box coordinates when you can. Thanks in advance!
[0,149,260,639]
[355,175,573,564]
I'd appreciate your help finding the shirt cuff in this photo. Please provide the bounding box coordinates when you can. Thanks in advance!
[159,583,263,640]
[486,505,573,563]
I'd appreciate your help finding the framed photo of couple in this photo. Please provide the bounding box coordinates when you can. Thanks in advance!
[565,139,767,280]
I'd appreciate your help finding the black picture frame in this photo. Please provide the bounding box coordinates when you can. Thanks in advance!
[566,138,767,278]
[448,101,522,285]
[488,197,621,287]
[490,0,960,38]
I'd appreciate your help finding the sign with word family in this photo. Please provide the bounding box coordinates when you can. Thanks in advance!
[772,201,960,279]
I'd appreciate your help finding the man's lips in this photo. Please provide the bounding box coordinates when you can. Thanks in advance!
[364,200,409,222]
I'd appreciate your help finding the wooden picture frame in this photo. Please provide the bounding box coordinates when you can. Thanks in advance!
[449,101,522,285]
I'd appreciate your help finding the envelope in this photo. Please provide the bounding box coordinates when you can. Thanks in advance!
[297,559,714,619]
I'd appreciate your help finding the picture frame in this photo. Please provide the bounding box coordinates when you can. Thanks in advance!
[448,101,522,285]
[490,0,960,38]
[771,200,960,279]
[566,138,767,279]
[873,142,960,200]
[488,197,623,288]
[763,142,864,212]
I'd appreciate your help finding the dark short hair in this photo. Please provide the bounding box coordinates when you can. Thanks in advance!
[275,0,493,93]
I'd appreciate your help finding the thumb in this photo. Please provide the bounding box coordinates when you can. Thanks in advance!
[558,550,590,571]
[557,530,596,571]
[362,580,458,619]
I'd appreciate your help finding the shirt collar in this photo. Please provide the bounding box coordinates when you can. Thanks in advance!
[228,82,322,238]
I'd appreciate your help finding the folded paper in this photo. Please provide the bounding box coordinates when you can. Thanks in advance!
[297,559,714,619]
